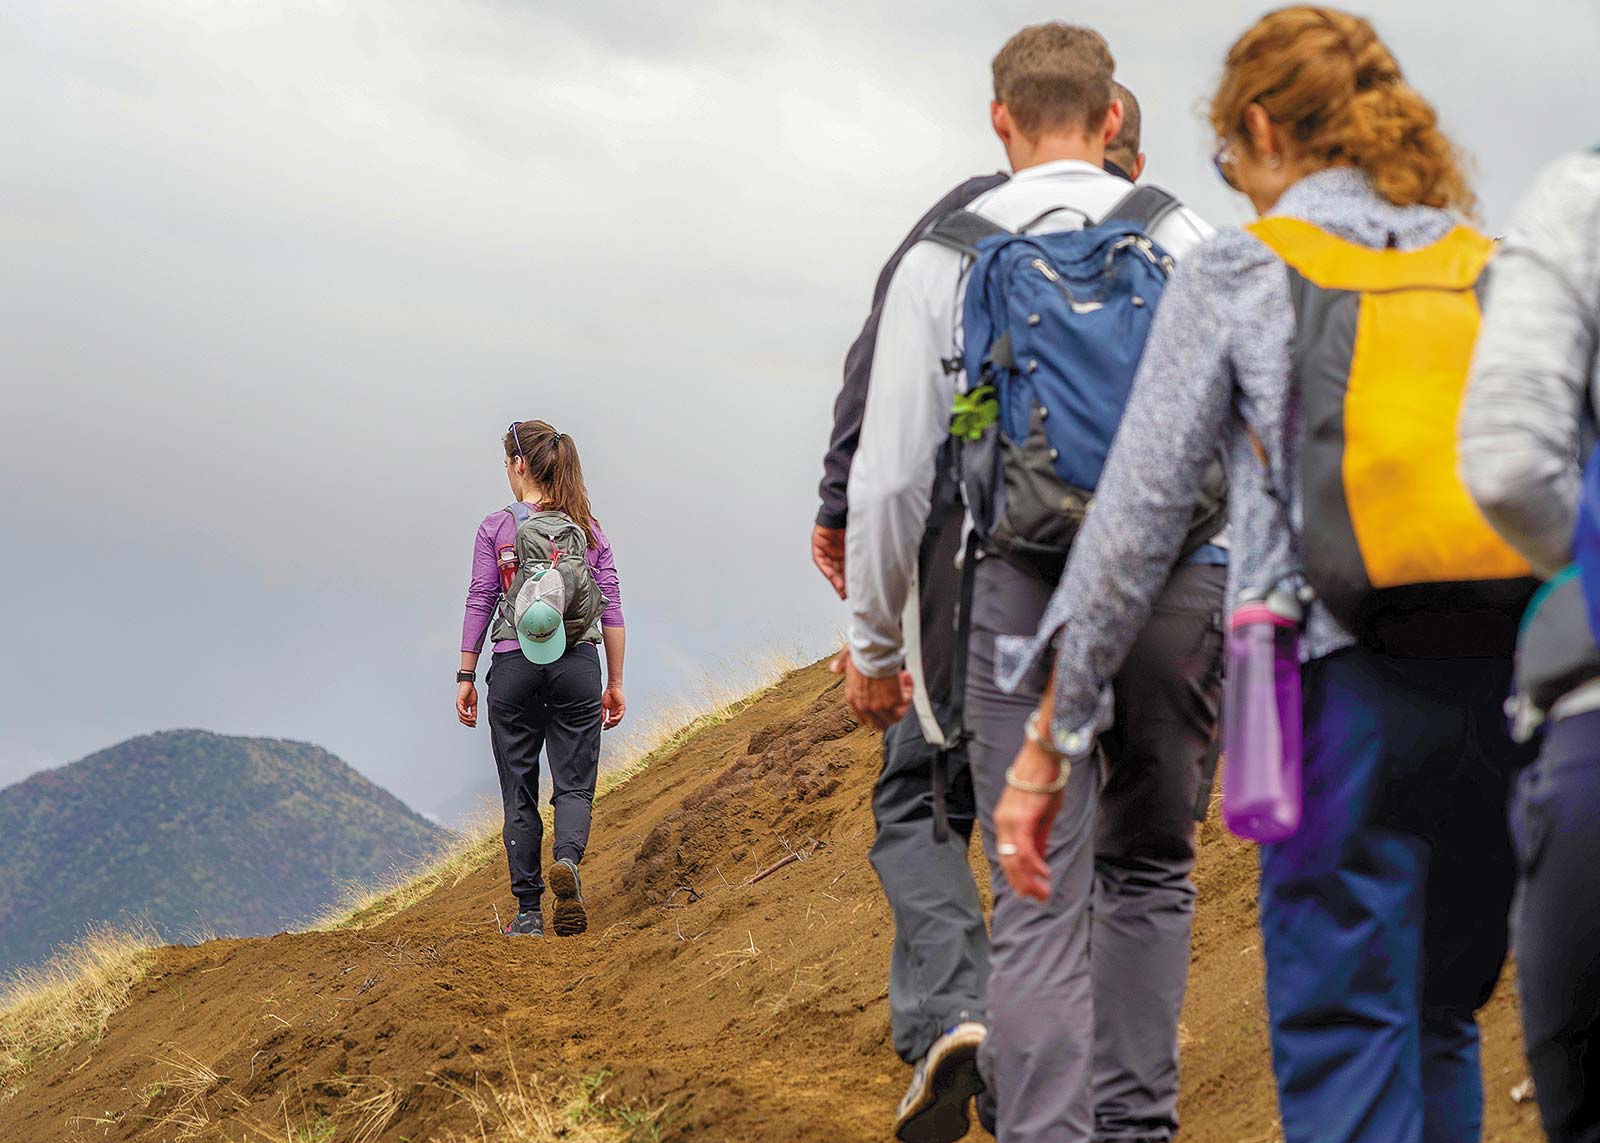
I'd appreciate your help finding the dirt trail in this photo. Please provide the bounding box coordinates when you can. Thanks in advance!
[3,661,1543,1141]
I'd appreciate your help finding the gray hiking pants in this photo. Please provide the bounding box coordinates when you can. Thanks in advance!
[869,501,990,1063]
[870,705,989,1062]
[968,556,1224,1143]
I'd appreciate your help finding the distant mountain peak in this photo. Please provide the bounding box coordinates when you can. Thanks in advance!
[0,731,446,973]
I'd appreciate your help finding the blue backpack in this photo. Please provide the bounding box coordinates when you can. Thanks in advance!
[925,185,1226,578]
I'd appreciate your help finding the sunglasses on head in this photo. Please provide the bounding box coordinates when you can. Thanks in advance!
[507,421,524,460]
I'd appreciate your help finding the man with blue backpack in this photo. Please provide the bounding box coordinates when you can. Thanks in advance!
[845,23,1225,1143]
[816,78,1161,1143]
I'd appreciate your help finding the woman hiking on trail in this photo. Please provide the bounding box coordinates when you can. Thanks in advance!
[991,9,1531,1142]
[456,420,626,939]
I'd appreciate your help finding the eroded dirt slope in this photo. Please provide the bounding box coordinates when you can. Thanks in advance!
[2,661,1541,1142]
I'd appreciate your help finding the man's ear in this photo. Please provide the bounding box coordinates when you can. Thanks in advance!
[1130,152,1147,182]
[991,100,1012,147]
[1100,99,1125,148]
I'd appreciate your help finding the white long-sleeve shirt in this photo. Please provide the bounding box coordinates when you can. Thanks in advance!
[1460,150,1600,577]
[845,159,1213,677]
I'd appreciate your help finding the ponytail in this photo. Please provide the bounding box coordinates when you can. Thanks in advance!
[504,420,596,548]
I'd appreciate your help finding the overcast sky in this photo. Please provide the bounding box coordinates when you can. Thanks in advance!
[2,1,1594,815]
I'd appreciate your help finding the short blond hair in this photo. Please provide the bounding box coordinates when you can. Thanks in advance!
[992,23,1116,138]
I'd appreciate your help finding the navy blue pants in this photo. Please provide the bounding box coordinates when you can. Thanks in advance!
[1259,648,1530,1143]
[1513,709,1600,1143]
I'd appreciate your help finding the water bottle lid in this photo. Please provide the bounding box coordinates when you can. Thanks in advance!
[1264,587,1304,624]
[1235,576,1306,625]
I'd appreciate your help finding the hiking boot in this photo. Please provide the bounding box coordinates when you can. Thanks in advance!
[548,858,588,937]
[502,908,544,937]
[894,1021,987,1143]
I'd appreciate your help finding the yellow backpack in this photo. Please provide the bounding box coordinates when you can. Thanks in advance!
[1248,217,1536,657]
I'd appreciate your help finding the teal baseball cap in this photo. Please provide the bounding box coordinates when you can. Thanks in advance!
[513,568,568,665]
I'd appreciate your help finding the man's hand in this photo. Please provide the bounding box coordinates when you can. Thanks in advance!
[831,646,912,731]
[811,525,847,599]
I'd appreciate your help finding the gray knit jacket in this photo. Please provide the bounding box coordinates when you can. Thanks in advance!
[998,168,1462,737]
[1460,150,1600,577]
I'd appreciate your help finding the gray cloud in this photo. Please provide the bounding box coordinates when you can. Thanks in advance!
[2,0,1595,809]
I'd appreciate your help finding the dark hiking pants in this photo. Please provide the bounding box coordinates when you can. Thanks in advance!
[1512,708,1600,1143]
[487,644,603,911]
[870,704,989,1062]
[1260,649,1527,1143]
[967,555,1224,1143]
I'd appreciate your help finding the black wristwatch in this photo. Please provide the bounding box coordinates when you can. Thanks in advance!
[457,670,476,684]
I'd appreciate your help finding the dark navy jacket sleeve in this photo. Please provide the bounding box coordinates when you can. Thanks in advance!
[815,172,1009,529]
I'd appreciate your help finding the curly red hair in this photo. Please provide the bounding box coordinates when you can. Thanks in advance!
[1211,6,1475,214]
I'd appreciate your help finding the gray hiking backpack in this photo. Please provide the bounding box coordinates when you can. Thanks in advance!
[489,504,607,647]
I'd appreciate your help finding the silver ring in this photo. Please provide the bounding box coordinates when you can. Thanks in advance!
[996,843,1020,857]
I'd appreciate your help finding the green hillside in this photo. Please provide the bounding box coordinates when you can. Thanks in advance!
[0,731,446,972]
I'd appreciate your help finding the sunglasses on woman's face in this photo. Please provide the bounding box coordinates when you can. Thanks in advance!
[1212,142,1242,192]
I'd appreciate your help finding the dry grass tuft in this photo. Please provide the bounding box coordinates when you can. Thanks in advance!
[316,807,505,932]
[339,1075,403,1143]
[132,1058,394,1143]
[603,648,812,777]
[137,1046,241,1139]
[435,1060,669,1143]
[0,921,161,1102]
[707,930,763,983]
[235,1072,341,1143]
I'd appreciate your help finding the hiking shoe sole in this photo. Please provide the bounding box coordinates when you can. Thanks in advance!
[548,862,587,937]
[895,1023,986,1143]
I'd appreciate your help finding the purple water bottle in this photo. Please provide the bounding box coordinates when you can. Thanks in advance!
[1221,584,1303,843]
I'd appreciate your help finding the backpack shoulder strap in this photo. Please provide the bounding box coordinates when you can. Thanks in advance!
[923,209,1012,258]
[1246,217,1493,292]
[494,504,535,623]
[1101,184,1181,232]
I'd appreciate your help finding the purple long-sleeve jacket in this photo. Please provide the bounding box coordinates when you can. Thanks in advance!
[461,507,624,655]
